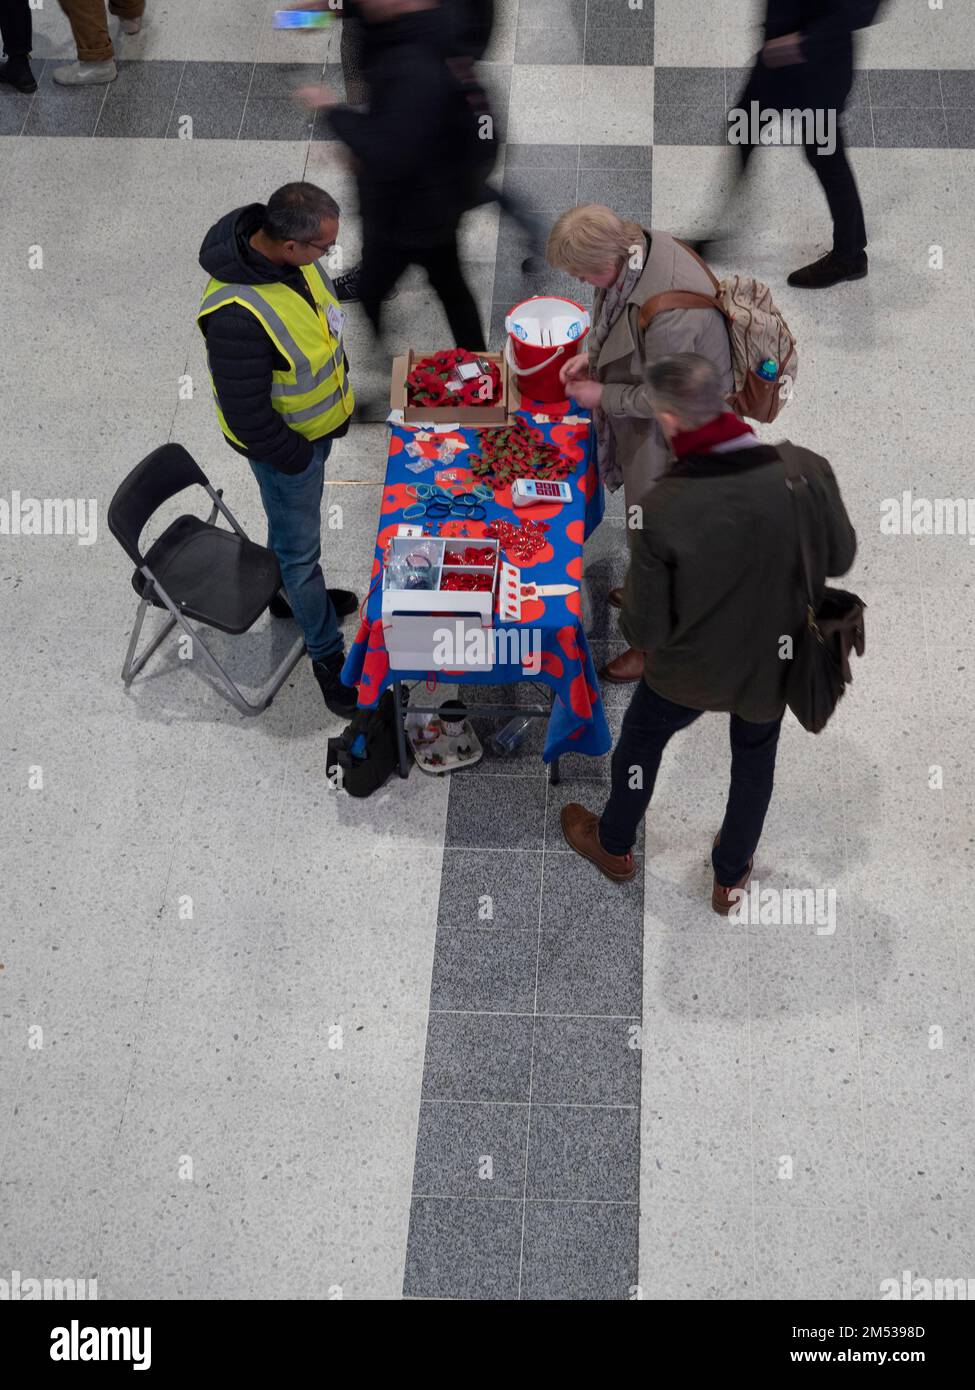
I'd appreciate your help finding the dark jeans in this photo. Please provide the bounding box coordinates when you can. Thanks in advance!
[736,59,867,261]
[359,235,486,351]
[598,681,783,886]
[0,0,32,58]
[248,435,342,664]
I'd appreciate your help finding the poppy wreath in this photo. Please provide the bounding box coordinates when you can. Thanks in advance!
[469,417,572,485]
[406,349,502,408]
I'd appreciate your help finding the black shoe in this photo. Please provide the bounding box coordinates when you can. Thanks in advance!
[329,588,359,619]
[0,57,37,93]
[312,652,359,716]
[333,266,361,302]
[787,251,868,289]
[268,591,293,619]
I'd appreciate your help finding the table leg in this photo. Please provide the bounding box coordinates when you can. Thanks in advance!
[549,756,561,786]
[392,679,409,778]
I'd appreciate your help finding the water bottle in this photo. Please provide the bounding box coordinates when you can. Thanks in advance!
[491,715,532,755]
[755,357,779,382]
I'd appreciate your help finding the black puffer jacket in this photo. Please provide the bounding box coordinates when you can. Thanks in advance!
[764,0,886,66]
[197,204,349,474]
[327,8,478,249]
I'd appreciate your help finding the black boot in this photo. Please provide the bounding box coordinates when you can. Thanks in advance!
[270,588,358,621]
[0,56,38,94]
[312,652,358,716]
[787,251,868,289]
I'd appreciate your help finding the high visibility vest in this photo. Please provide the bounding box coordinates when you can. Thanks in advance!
[197,261,354,447]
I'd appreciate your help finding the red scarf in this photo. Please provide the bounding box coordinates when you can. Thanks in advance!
[671,412,754,459]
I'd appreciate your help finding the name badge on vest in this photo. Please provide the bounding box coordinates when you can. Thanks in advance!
[326,303,346,338]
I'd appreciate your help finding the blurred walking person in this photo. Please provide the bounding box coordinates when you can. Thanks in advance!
[0,0,36,92]
[696,1,888,289]
[54,0,145,85]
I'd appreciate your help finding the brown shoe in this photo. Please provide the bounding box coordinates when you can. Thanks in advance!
[608,586,624,609]
[600,647,645,683]
[560,803,636,882]
[710,832,753,915]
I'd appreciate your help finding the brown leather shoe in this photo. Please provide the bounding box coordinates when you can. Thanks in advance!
[711,833,753,915]
[608,586,624,609]
[560,803,636,882]
[600,647,645,683]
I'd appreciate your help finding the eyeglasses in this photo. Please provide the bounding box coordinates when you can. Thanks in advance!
[300,238,335,254]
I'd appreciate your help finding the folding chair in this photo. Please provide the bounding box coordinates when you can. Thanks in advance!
[108,443,305,716]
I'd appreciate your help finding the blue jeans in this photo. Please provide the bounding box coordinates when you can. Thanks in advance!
[248,436,342,663]
[598,681,783,886]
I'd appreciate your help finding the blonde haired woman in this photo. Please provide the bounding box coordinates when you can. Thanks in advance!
[547,204,733,682]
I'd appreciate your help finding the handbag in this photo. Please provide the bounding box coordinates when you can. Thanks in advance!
[780,446,865,733]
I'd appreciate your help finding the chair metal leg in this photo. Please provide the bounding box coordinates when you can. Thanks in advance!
[121,596,176,685]
[392,679,410,777]
[549,756,561,786]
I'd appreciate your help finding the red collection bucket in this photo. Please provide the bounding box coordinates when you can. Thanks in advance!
[504,296,591,403]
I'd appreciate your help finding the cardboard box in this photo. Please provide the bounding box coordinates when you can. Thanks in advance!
[390,349,512,427]
[381,537,500,673]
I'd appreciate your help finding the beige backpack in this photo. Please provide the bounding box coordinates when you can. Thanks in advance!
[638,239,798,424]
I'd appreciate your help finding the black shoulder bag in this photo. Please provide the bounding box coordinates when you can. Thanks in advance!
[780,447,866,734]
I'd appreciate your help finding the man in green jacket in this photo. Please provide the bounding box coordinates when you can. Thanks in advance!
[561,352,857,914]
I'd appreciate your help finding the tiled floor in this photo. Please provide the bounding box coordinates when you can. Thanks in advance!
[2,0,975,1301]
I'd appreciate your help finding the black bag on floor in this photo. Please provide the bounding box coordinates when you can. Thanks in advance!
[326,690,402,798]
[781,451,866,734]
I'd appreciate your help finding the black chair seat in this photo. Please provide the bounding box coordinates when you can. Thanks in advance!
[131,514,281,635]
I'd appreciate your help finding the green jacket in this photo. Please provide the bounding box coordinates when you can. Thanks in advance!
[621,439,857,723]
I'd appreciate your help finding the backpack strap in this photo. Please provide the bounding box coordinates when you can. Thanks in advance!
[638,288,728,331]
[776,441,817,611]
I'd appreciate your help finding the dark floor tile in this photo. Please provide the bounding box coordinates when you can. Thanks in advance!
[940,70,975,107]
[655,100,728,147]
[520,1199,639,1299]
[947,107,975,148]
[868,68,943,108]
[22,77,101,138]
[535,926,642,1016]
[519,0,587,25]
[239,97,316,141]
[165,98,246,141]
[437,847,544,932]
[847,69,871,110]
[545,777,645,852]
[176,60,254,102]
[585,28,654,66]
[504,142,581,170]
[577,168,652,222]
[107,59,184,101]
[872,108,948,149]
[247,61,323,99]
[502,163,580,211]
[541,846,646,930]
[578,143,652,172]
[587,0,653,25]
[656,65,724,108]
[422,1012,534,1102]
[531,1014,642,1106]
[842,104,875,148]
[515,27,584,65]
[0,92,29,136]
[724,66,754,106]
[412,1101,529,1198]
[526,1104,640,1201]
[94,96,176,139]
[445,771,548,849]
[430,927,539,1013]
[403,1195,523,1299]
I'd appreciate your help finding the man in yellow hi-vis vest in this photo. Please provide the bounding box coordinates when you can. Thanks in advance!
[198,183,359,716]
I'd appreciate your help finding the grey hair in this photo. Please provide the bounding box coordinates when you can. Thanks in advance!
[262,182,340,243]
[647,353,727,428]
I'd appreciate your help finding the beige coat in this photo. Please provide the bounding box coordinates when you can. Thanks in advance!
[592,230,734,513]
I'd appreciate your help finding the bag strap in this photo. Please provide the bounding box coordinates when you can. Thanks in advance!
[778,442,817,610]
[672,236,723,292]
[638,288,728,330]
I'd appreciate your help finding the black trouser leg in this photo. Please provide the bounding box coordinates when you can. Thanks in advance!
[802,125,867,260]
[712,714,783,886]
[357,238,411,340]
[598,682,703,856]
[0,0,33,57]
[413,238,486,351]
